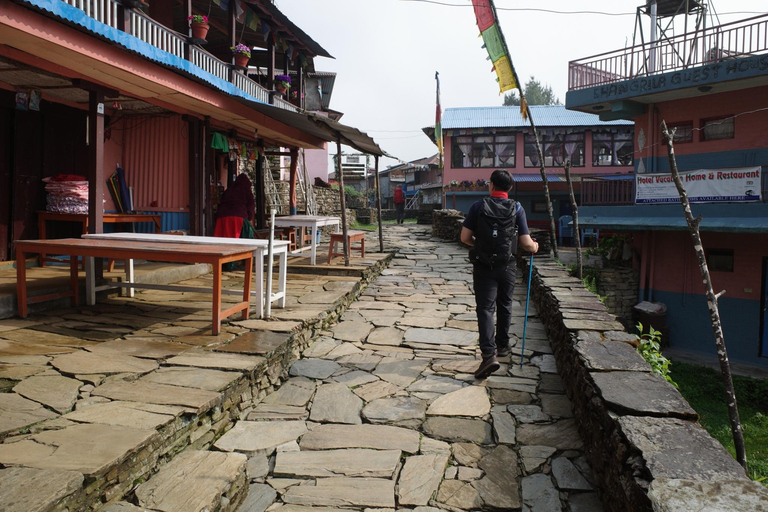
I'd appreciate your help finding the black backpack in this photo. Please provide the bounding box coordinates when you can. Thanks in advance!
[471,197,518,268]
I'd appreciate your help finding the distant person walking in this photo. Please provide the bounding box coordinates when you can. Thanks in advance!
[394,185,406,224]
[460,170,539,379]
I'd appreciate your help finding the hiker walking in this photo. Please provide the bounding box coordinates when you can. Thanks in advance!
[460,170,539,379]
[394,185,406,224]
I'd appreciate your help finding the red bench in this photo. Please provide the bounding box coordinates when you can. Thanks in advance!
[328,230,366,263]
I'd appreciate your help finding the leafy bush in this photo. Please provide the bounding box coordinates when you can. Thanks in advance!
[636,322,677,387]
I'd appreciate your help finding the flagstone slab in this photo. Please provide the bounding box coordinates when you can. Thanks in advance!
[352,380,401,402]
[521,473,561,511]
[262,377,316,407]
[397,453,450,506]
[0,364,48,380]
[332,370,379,387]
[247,404,308,421]
[309,383,362,424]
[507,405,550,424]
[362,396,426,425]
[0,354,52,366]
[0,329,99,348]
[359,311,405,328]
[290,359,341,379]
[85,339,190,359]
[474,445,521,509]
[517,419,584,450]
[334,352,382,372]
[436,480,483,510]
[165,350,264,371]
[135,450,246,512]
[520,446,557,474]
[0,393,58,436]
[423,417,493,445]
[92,380,220,414]
[331,321,374,342]
[373,357,428,388]
[281,477,395,508]
[274,449,401,478]
[324,343,362,360]
[407,375,465,394]
[215,330,292,355]
[13,375,81,414]
[299,423,420,453]
[64,401,180,429]
[233,319,302,332]
[349,302,405,311]
[618,416,747,481]
[0,466,83,512]
[575,338,648,371]
[171,332,236,347]
[239,482,277,512]
[484,376,537,394]
[540,393,574,418]
[403,328,476,347]
[648,478,768,512]
[0,423,156,476]
[551,456,592,490]
[298,290,347,305]
[214,421,308,453]
[593,372,697,418]
[139,366,242,392]
[50,352,158,376]
[302,338,339,358]
[0,339,76,356]
[397,312,450,329]
[366,327,404,346]
[491,411,516,445]
[426,386,490,417]
[431,358,479,374]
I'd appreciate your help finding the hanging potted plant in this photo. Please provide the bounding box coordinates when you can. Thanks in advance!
[231,44,251,68]
[188,14,209,42]
[274,74,291,95]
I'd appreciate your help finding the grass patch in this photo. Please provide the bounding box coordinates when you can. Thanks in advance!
[673,362,768,484]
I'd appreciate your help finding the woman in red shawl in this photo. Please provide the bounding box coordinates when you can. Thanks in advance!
[214,173,255,238]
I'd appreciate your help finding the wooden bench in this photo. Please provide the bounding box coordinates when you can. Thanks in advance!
[328,230,366,263]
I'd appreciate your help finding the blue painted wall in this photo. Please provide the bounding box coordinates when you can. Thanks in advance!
[638,150,768,175]
[103,211,190,233]
[648,289,768,368]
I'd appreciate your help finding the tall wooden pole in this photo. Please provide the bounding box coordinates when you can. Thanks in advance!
[289,147,298,215]
[374,156,384,252]
[661,120,747,471]
[563,160,582,279]
[336,139,349,266]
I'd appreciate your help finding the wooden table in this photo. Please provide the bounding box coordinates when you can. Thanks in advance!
[37,211,163,267]
[15,238,254,335]
[272,215,341,265]
[82,232,289,319]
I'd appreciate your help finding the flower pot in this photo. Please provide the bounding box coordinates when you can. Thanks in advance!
[233,53,249,68]
[276,84,287,94]
[191,22,209,41]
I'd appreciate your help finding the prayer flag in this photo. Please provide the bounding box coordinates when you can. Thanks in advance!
[472,0,495,31]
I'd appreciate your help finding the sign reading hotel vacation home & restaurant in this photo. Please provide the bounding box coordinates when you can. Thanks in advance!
[635,167,762,204]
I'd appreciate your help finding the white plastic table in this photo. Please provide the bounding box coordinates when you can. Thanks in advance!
[82,232,288,318]
[272,215,341,265]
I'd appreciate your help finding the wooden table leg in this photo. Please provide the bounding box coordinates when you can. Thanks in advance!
[211,259,222,335]
[85,256,95,305]
[242,254,252,320]
[70,255,79,307]
[361,236,365,258]
[37,216,46,267]
[16,247,28,318]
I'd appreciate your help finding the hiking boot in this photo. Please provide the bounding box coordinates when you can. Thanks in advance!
[474,354,500,380]
[496,345,512,358]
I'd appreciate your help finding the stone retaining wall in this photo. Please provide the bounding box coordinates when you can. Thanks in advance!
[597,266,639,326]
[519,257,762,511]
[431,209,464,242]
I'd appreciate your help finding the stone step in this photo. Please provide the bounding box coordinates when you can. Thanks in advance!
[134,450,248,512]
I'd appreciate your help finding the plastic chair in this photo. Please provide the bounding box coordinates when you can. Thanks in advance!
[558,215,573,246]
[581,228,599,247]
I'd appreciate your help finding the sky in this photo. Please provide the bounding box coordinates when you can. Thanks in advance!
[274,0,766,169]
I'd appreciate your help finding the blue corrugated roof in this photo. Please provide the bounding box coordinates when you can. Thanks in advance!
[442,105,632,130]
[512,174,563,182]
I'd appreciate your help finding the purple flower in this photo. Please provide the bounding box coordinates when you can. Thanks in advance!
[275,74,292,85]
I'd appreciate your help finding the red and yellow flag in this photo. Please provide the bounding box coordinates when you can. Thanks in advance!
[435,71,443,157]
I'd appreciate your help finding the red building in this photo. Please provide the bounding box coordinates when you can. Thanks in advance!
[566,13,768,369]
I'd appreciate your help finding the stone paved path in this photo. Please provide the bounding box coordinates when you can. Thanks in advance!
[224,226,604,512]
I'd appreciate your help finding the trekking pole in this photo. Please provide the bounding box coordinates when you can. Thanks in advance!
[520,250,534,367]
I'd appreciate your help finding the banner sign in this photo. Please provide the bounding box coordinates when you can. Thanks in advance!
[635,167,762,204]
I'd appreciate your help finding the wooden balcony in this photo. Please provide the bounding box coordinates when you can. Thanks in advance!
[580,176,635,206]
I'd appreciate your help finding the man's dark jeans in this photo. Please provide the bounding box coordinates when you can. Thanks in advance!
[473,260,516,357]
[395,203,405,224]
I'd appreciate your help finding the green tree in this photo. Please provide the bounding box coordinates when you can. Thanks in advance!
[503,76,561,106]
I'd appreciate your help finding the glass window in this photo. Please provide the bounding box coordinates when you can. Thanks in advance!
[524,132,585,168]
[592,130,634,166]
[706,249,734,272]
[451,132,516,168]
[668,122,693,143]
[701,117,734,141]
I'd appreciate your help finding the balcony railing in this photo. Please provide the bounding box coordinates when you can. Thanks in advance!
[569,13,768,90]
[59,0,297,112]
[580,176,635,206]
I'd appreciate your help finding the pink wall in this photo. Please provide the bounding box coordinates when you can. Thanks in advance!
[634,85,768,164]
[304,146,329,182]
[443,130,632,185]
[637,231,768,301]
